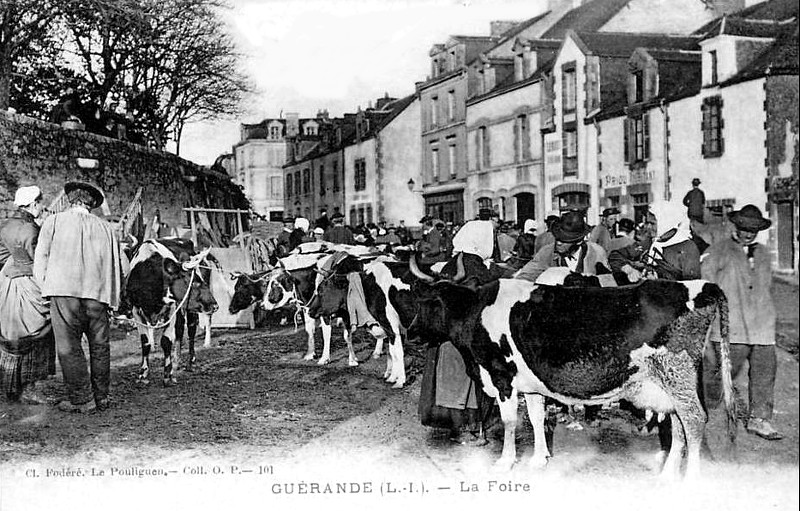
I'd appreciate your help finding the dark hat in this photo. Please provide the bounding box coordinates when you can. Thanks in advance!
[618,218,636,233]
[282,214,295,223]
[551,211,591,243]
[728,205,771,233]
[545,214,560,225]
[601,207,620,217]
[478,208,493,220]
[331,211,345,221]
[692,178,701,186]
[64,181,104,209]
[420,215,432,224]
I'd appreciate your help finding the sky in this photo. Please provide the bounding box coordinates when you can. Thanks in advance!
[177,0,548,166]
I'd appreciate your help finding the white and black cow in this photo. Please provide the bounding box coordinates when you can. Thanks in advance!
[124,239,219,385]
[407,256,736,479]
[306,255,423,389]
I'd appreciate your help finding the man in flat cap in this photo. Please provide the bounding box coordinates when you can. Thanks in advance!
[683,178,705,224]
[588,207,619,252]
[701,204,782,440]
[34,181,125,413]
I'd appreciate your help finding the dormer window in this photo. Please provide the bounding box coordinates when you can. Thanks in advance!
[269,126,281,140]
[710,50,718,85]
[634,70,644,103]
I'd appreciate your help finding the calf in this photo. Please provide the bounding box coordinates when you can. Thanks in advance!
[125,239,219,385]
[407,257,736,479]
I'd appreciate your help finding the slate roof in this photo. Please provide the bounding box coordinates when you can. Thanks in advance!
[722,19,799,85]
[541,0,632,39]
[574,31,701,57]
[693,0,798,36]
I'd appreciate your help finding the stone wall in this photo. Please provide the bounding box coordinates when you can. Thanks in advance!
[0,110,248,232]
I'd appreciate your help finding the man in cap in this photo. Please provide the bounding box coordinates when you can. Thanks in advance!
[683,178,706,224]
[701,204,782,440]
[588,207,620,252]
[417,215,447,263]
[275,214,295,257]
[515,210,609,283]
[34,181,125,413]
[323,211,355,245]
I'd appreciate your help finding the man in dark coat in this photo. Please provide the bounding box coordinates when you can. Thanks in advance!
[683,178,706,224]
[315,208,330,232]
[323,212,355,245]
[275,215,295,257]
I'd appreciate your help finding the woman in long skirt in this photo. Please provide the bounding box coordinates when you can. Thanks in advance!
[0,186,55,404]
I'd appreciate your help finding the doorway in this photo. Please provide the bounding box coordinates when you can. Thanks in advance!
[515,192,535,226]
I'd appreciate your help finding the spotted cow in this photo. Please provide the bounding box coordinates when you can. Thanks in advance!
[407,256,736,479]
[125,239,219,385]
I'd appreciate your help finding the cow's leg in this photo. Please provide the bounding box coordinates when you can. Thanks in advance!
[524,393,551,469]
[386,334,406,389]
[342,325,358,367]
[161,334,177,386]
[174,311,185,372]
[371,335,384,360]
[318,316,334,365]
[493,392,520,472]
[660,412,686,480]
[304,314,319,361]
[185,312,199,371]
[676,398,706,480]
[138,332,151,384]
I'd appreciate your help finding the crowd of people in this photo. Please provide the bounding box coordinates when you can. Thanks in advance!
[0,179,785,446]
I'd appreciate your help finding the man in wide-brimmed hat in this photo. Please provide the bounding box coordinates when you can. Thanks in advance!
[515,210,609,282]
[416,215,446,263]
[683,177,705,224]
[33,181,125,413]
[701,204,782,440]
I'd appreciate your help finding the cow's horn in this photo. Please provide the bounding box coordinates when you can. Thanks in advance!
[452,252,466,283]
[230,271,243,280]
[409,253,435,282]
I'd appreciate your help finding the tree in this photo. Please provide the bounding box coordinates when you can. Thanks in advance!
[0,0,59,110]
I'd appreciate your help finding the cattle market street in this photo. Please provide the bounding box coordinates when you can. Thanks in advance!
[0,280,797,511]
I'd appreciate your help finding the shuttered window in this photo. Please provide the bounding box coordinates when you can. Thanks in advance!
[702,96,724,158]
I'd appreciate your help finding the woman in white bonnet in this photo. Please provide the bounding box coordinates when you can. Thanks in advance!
[0,186,56,404]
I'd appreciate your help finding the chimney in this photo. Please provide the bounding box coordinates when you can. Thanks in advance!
[376,93,396,110]
[490,20,520,37]
[285,112,299,137]
[316,109,329,121]
[709,0,746,16]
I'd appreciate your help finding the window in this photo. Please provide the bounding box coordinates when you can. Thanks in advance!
[632,193,650,224]
[633,70,644,103]
[271,176,282,198]
[304,125,317,136]
[477,197,492,211]
[447,90,456,121]
[366,204,373,224]
[332,161,340,192]
[286,173,293,197]
[354,158,366,191]
[448,143,457,178]
[431,96,439,127]
[477,127,488,169]
[562,66,577,112]
[269,126,281,139]
[709,50,718,85]
[562,128,578,177]
[515,114,530,162]
[294,171,301,196]
[349,207,357,226]
[702,96,724,158]
[431,147,440,181]
[302,169,311,195]
[319,165,325,196]
[625,113,650,165]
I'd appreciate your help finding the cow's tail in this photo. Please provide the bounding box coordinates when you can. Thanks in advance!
[714,283,737,444]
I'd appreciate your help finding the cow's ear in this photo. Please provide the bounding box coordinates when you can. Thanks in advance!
[163,259,182,278]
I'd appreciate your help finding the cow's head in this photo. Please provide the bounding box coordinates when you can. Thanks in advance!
[229,271,270,314]
[170,249,219,314]
[407,253,484,345]
[262,267,297,310]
